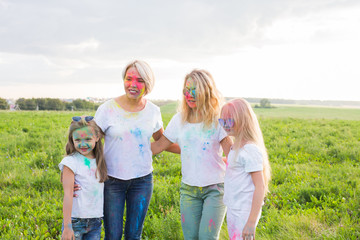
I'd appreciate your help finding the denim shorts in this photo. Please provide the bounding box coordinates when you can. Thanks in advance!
[62,217,102,240]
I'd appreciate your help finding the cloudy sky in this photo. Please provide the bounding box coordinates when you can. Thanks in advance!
[1,0,359,101]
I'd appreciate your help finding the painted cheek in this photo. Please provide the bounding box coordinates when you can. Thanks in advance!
[136,82,145,96]
[125,81,131,88]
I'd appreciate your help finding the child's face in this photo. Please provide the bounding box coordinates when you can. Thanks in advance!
[124,67,146,99]
[72,126,99,158]
[184,77,197,108]
[219,117,235,136]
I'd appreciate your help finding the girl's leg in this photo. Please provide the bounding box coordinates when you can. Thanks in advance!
[124,173,153,240]
[83,218,102,240]
[198,183,226,240]
[226,209,261,240]
[62,218,85,240]
[104,177,127,240]
[180,182,203,240]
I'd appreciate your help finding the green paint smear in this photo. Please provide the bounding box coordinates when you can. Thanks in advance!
[84,158,91,169]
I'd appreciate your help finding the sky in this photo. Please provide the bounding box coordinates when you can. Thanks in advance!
[1,0,360,101]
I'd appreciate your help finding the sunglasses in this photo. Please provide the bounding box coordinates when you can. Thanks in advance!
[218,118,234,128]
[72,116,94,122]
[183,88,196,98]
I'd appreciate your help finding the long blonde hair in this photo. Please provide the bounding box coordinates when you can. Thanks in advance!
[221,98,271,193]
[65,118,108,182]
[179,69,223,128]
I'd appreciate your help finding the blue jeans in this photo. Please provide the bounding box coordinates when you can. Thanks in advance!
[104,173,153,240]
[180,182,226,240]
[62,218,102,240]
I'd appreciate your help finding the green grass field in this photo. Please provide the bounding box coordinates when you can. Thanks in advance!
[0,104,359,239]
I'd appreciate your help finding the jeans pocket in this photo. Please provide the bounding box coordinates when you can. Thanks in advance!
[139,173,153,183]
[71,218,81,225]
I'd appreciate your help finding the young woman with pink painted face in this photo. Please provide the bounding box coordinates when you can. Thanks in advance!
[152,69,232,240]
[91,60,179,239]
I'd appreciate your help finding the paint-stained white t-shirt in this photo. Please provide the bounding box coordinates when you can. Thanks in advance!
[95,99,163,180]
[223,144,263,210]
[164,112,227,187]
[59,152,104,218]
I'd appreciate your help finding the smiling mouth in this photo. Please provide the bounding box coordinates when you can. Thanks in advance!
[128,89,139,95]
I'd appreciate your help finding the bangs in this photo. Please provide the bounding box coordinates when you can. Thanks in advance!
[220,102,236,119]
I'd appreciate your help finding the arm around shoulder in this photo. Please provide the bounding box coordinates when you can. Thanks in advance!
[220,136,233,158]
[152,128,180,154]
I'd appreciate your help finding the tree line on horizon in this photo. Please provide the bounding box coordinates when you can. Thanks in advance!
[0,97,274,111]
[0,97,100,111]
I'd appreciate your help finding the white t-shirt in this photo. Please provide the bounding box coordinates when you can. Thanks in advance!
[59,152,104,218]
[164,112,227,187]
[95,99,163,180]
[223,144,263,210]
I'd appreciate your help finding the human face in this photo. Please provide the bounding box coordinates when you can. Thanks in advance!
[72,126,99,158]
[124,67,146,99]
[219,118,235,135]
[184,77,196,108]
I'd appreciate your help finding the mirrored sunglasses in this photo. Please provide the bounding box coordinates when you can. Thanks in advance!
[218,118,234,128]
[72,116,94,122]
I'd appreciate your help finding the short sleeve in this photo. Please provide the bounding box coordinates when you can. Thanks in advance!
[58,155,78,174]
[153,106,163,133]
[94,103,108,133]
[217,124,228,142]
[243,144,263,173]
[163,113,181,143]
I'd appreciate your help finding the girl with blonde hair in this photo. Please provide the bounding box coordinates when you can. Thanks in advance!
[152,69,232,240]
[219,98,271,240]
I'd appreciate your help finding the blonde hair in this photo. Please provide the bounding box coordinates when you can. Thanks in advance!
[122,60,155,95]
[180,69,223,128]
[221,98,271,193]
[65,118,108,182]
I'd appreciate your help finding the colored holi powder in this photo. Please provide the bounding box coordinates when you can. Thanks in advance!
[231,233,241,240]
[135,195,146,231]
[139,144,144,155]
[125,68,146,99]
[131,128,142,138]
[202,141,210,150]
[208,219,215,232]
[77,142,90,149]
[84,158,91,169]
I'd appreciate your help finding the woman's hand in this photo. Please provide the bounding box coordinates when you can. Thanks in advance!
[61,226,75,240]
[242,221,256,240]
[73,184,81,197]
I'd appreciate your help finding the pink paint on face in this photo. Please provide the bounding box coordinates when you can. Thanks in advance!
[184,77,196,108]
[124,67,146,99]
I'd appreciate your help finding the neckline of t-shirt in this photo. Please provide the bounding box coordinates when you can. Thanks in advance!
[230,143,257,151]
[74,152,96,160]
[112,98,148,114]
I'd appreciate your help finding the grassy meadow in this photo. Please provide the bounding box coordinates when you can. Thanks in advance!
[0,104,360,239]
